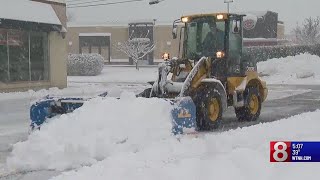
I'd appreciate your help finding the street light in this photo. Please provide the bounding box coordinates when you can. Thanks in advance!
[224,0,234,13]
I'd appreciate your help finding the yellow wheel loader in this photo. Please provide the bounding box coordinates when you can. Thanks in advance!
[30,13,268,135]
[139,13,268,132]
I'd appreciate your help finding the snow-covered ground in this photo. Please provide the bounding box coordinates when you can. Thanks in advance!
[1,53,320,179]
[5,95,320,180]
[49,110,320,179]
[258,53,320,85]
[7,93,173,172]
[68,66,158,84]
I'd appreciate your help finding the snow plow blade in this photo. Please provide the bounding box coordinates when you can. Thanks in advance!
[30,96,85,130]
[170,96,197,135]
[30,92,196,135]
[30,91,108,130]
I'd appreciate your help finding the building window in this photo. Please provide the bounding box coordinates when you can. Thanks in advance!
[0,28,49,83]
[0,29,9,82]
[79,35,111,62]
[30,32,49,81]
[8,30,29,81]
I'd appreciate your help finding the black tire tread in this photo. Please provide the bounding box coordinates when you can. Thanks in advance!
[235,86,262,122]
[194,87,223,131]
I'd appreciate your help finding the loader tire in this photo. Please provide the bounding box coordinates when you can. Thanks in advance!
[235,86,261,122]
[195,88,223,131]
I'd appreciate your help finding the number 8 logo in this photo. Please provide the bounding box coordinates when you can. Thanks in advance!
[273,142,288,162]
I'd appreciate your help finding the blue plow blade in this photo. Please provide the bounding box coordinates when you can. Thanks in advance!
[30,96,85,129]
[30,92,108,130]
[170,96,197,135]
[30,93,197,135]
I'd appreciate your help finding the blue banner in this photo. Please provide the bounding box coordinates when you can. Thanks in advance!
[291,142,320,162]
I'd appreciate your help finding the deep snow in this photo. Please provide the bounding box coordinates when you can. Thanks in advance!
[6,93,173,171]
[49,110,320,179]
[6,95,320,179]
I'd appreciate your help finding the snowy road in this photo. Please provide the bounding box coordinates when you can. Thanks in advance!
[0,84,320,179]
[221,84,320,131]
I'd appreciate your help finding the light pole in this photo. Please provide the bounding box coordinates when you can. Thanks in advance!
[224,0,234,13]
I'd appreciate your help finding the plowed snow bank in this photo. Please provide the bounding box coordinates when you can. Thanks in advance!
[50,110,320,180]
[258,53,320,84]
[7,92,173,171]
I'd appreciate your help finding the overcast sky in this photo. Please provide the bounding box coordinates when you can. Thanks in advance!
[69,0,320,34]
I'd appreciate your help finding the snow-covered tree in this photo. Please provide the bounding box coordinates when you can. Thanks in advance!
[116,33,155,70]
[293,17,320,45]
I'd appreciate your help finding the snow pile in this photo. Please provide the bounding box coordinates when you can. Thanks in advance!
[47,110,320,180]
[258,53,320,84]
[67,54,104,76]
[0,85,110,102]
[6,92,173,171]
[6,92,320,179]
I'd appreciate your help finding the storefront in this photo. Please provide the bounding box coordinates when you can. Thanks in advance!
[0,0,67,92]
[0,28,50,82]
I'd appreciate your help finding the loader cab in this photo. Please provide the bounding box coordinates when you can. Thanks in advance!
[173,13,247,76]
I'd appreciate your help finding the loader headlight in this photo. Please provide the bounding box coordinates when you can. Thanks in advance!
[217,14,224,20]
[181,17,189,23]
[216,51,225,58]
[162,52,170,60]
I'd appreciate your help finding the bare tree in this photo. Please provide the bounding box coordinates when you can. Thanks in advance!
[116,31,155,70]
[293,17,320,45]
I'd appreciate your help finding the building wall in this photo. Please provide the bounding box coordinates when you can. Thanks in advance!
[49,32,67,88]
[49,2,67,89]
[243,11,279,39]
[67,25,182,61]
[67,26,129,60]
[154,25,182,59]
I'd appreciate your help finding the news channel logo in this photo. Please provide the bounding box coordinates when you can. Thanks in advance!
[270,141,320,162]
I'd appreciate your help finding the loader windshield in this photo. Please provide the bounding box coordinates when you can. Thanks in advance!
[185,17,225,60]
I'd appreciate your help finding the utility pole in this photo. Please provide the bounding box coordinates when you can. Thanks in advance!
[224,0,234,13]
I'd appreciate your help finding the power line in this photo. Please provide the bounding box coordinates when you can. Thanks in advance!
[68,0,112,6]
[67,0,144,8]
[66,0,87,3]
